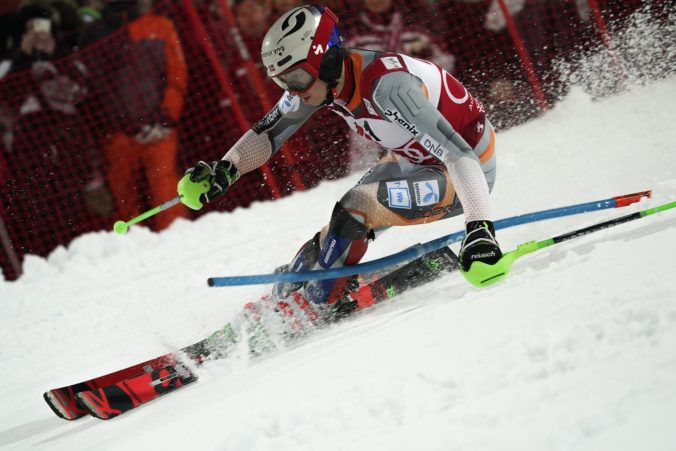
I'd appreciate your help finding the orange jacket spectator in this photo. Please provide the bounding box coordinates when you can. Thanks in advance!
[80,2,188,230]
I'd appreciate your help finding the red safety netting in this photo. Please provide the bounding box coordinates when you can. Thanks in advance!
[0,0,668,280]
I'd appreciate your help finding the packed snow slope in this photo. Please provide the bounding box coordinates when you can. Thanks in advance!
[1,79,676,451]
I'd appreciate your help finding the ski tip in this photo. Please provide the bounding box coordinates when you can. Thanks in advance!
[76,391,115,420]
[44,390,87,421]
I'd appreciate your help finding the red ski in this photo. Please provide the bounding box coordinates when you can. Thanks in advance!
[43,340,209,420]
[76,363,198,420]
[45,247,459,420]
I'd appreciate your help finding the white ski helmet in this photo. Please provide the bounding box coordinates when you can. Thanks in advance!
[261,5,343,93]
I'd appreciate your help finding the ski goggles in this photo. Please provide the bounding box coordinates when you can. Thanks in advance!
[271,64,318,93]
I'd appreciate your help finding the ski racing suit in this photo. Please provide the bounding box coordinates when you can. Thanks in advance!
[222,49,496,304]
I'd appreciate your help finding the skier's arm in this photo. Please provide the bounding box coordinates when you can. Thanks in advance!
[221,92,319,175]
[187,93,318,202]
[370,71,491,223]
[372,71,502,274]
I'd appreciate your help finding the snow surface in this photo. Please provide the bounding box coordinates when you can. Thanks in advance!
[2,78,676,451]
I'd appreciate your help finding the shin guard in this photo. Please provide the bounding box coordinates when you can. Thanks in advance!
[305,203,371,304]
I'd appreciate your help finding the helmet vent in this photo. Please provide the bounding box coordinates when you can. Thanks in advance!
[277,55,293,67]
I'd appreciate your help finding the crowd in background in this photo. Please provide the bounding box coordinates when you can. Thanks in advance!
[0,0,189,265]
[0,0,652,280]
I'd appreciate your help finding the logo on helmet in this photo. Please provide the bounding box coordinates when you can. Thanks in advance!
[277,9,306,45]
[261,46,286,58]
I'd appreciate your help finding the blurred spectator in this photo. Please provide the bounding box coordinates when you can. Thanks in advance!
[320,0,349,12]
[230,0,275,95]
[441,0,593,130]
[231,0,273,94]
[79,0,188,230]
[0,2,113,261]
[0,0,20,75]
[344,0,455,73]
[234,0,272,41]
[76,0,104,24]
[80,0,141,44]
[51,0,85,52]
[271,0,304,19]
[10,3,66,71]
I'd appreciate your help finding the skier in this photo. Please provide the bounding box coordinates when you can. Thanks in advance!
[185,5,502,307]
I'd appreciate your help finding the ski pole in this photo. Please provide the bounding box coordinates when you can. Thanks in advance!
[463,199,676,287]
[113,175,210,235]
[207,190,652,287]
[113,196,183,235]
[493,190,651,230]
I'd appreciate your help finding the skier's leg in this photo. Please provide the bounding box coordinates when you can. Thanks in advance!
[285,147,491,305]
[342,157,464,228]
[272,156,401,302]
[106,133,141,221]
[303,201,372,304]
[304,156,458,305]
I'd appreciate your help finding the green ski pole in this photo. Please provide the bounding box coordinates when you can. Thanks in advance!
[113,175,210,235]
[463,200,676,287]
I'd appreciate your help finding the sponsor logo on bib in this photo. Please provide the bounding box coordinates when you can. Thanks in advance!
[386,180,411,209]
[420,133,449,160]
[413,180,440,206]
[381,56,403,70]
[384,109,420,137]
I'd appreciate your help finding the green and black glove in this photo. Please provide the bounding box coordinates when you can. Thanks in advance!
[186,160,240,203]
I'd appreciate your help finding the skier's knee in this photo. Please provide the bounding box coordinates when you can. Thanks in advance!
[336,187,370,222]
[327,201,370,241]
[304,203,372,304]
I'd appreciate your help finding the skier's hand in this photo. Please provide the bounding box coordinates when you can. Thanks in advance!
[459,220,502,272]
[186,160,239,203]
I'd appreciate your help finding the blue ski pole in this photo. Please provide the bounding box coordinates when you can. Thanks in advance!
[207,191,651,287]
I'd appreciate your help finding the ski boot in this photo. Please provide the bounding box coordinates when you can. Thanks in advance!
[273,232,321,300]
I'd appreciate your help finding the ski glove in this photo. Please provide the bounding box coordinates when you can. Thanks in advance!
[459,220,502,272]
[186,160,240,203]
